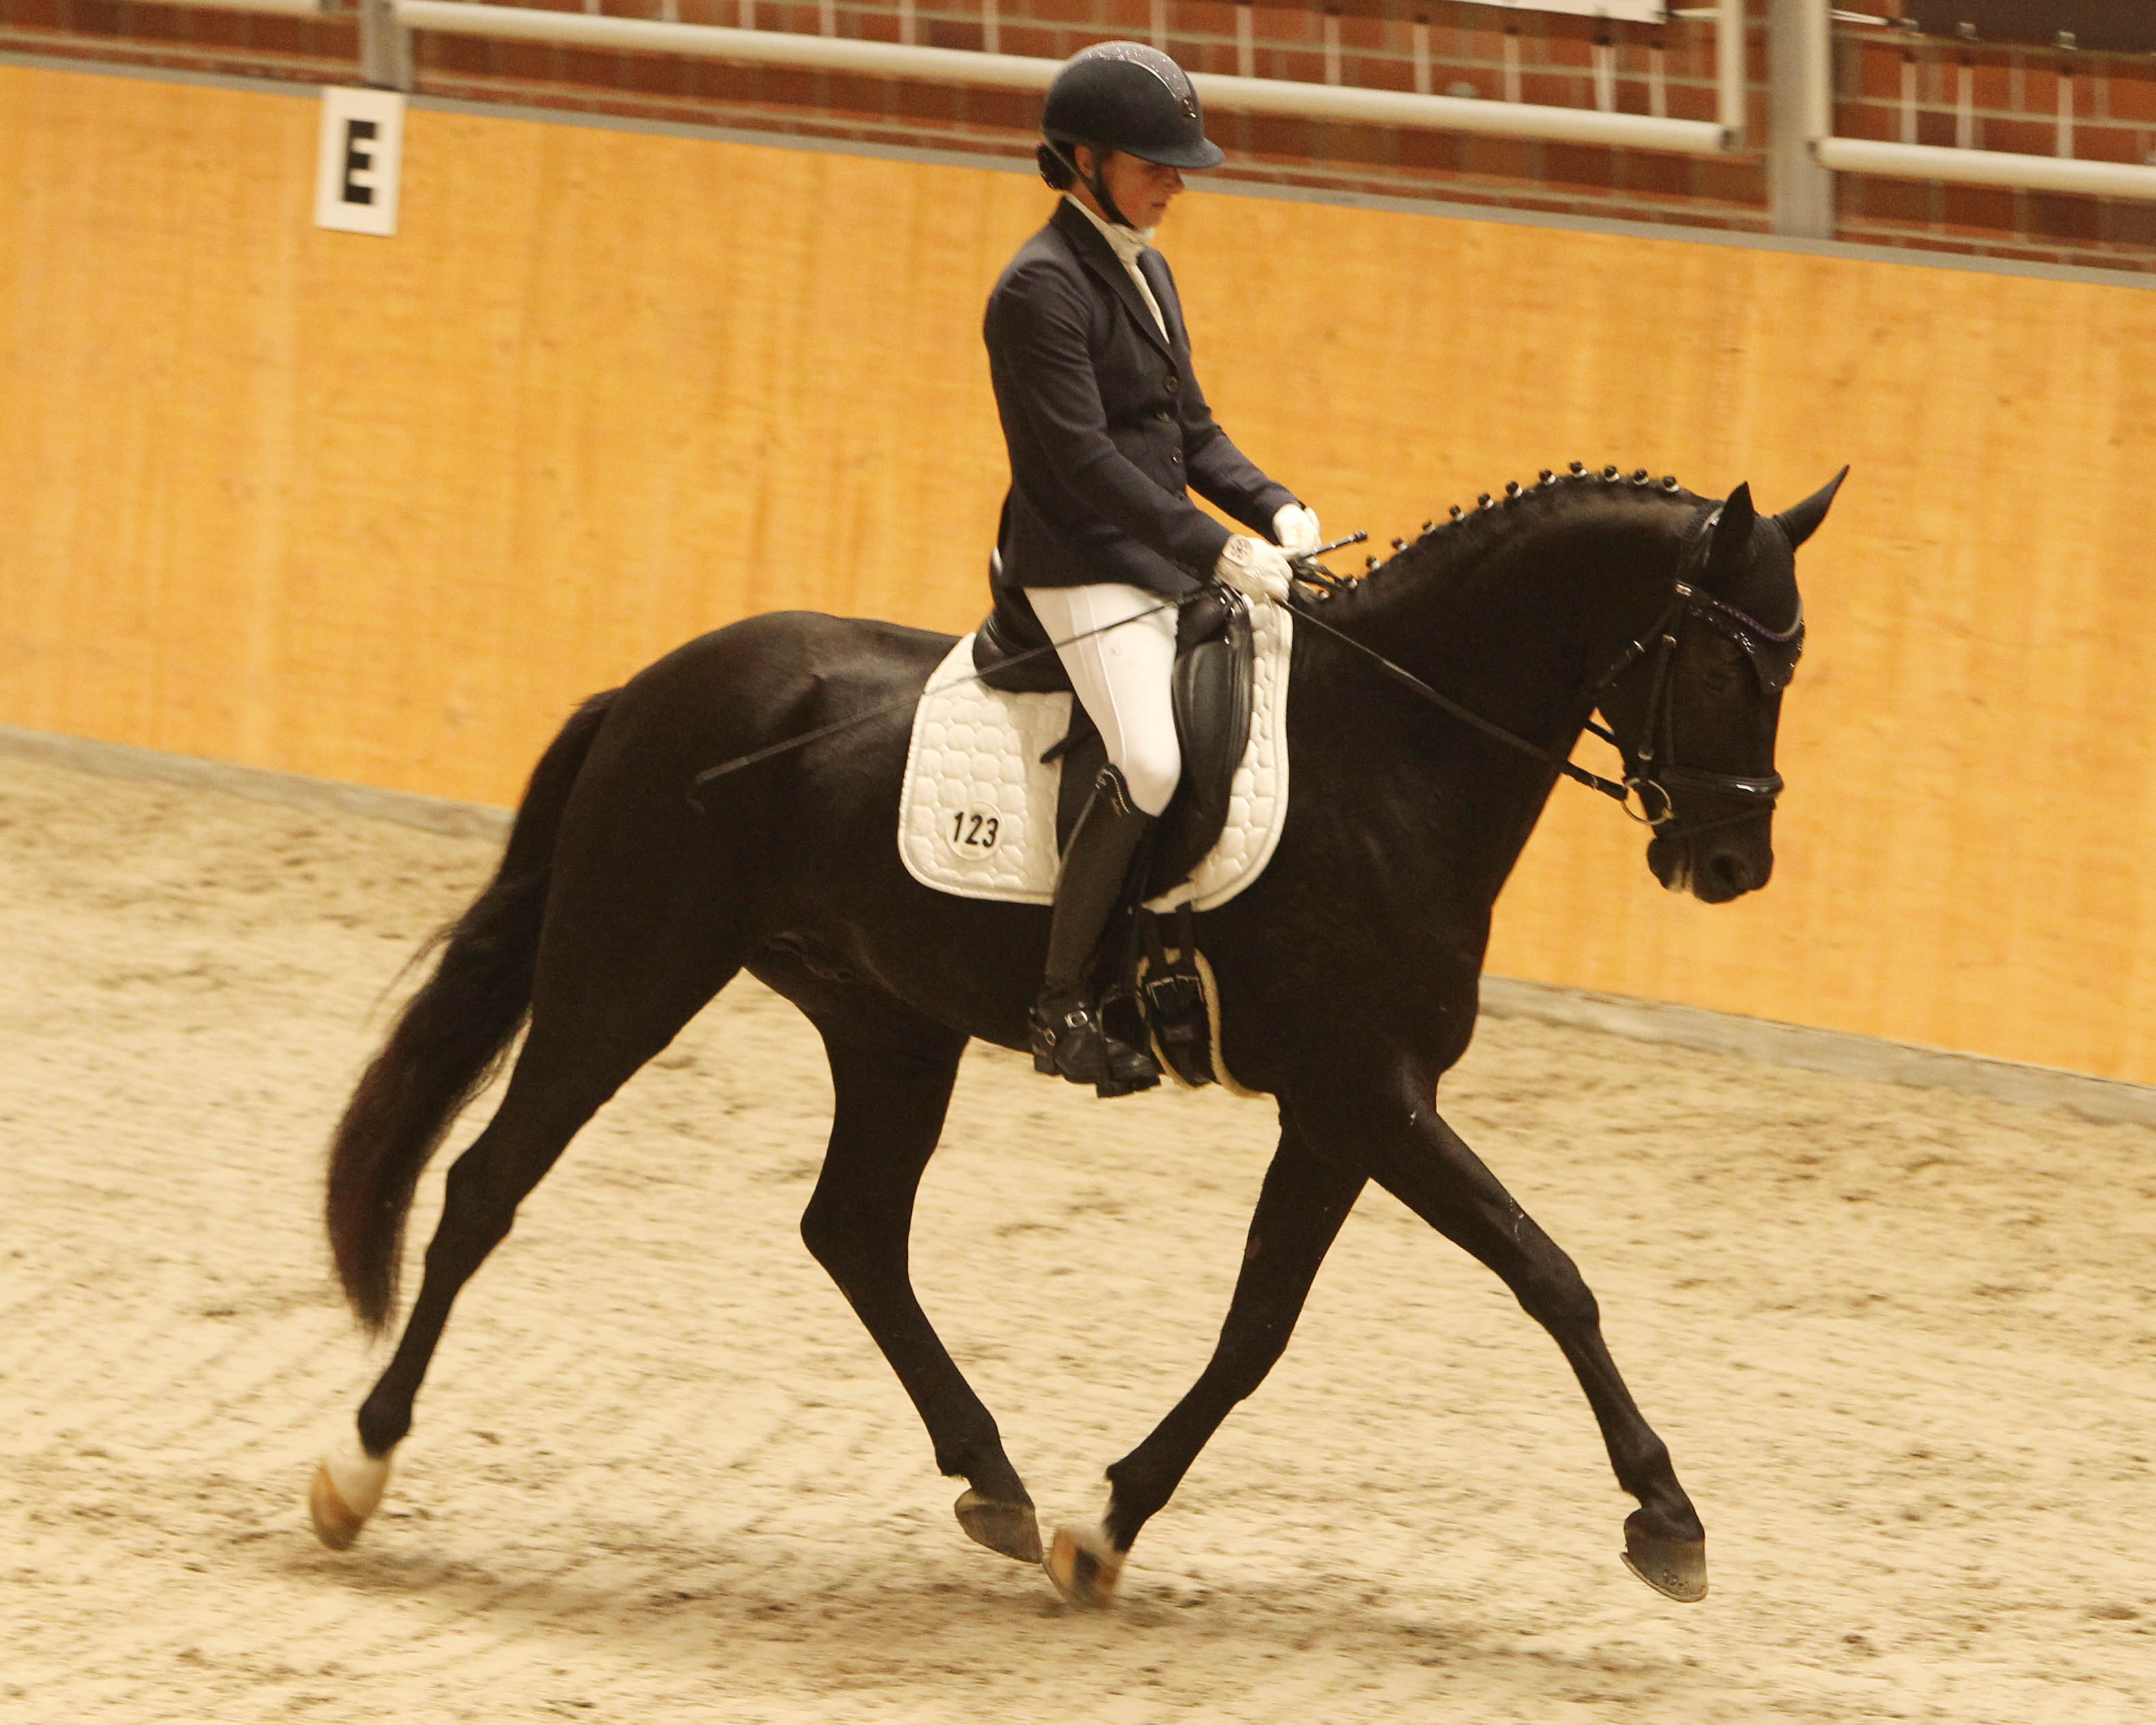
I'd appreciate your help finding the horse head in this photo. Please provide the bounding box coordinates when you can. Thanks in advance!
[1593,469,1845,905]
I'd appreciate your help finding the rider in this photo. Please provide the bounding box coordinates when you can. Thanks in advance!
[984,41,1321,1091]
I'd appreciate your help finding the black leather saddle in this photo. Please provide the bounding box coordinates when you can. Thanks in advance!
[971,577,1256,899]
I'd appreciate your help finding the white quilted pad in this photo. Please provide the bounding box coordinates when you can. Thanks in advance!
[897,602,1293,911]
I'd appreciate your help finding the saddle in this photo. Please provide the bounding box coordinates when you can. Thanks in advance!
[971,580,1255,899]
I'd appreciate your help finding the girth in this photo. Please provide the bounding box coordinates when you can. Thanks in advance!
[972,585,1256,897]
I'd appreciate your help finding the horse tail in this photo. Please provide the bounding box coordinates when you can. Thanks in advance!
[326,689,617,1333]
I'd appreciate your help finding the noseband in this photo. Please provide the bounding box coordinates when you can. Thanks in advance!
[1584,506,1803,840]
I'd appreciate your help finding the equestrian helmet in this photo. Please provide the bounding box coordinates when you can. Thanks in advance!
[1040,42,1224,171]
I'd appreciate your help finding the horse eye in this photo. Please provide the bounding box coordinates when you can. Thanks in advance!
[1698,660,1741,698]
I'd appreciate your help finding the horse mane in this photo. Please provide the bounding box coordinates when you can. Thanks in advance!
[1334,465,1709,614]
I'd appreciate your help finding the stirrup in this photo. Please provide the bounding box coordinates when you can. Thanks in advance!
[1029,992,1161,1096]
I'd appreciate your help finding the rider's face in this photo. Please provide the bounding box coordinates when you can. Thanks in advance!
[1076,148,1185,229]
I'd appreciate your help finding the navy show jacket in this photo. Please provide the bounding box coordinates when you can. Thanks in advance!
[984,198,1296,601]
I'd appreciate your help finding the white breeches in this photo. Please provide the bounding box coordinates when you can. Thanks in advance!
[1024,583,1182,817]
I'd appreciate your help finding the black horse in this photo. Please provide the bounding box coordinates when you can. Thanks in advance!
[311,463,1843,1609]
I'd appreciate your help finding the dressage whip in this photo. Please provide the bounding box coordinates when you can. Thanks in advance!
[685,591,1199,810]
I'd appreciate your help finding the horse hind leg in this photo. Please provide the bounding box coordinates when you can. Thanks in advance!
[314,926,748,1549]
[310,1004,705,1549]
[794,1009,1042,1567]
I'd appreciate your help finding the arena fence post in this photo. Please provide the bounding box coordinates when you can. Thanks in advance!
[1769,0,1836,237]
[362,0,416,93]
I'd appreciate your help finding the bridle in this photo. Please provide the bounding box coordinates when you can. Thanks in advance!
[1579,505,1804,840]
[1290,502,1803,840]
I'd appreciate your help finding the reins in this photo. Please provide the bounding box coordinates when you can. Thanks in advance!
[1288,501,1789,837]
[1286,506,1717,823]
[1282,596,1633,808]
[685,512,1791,840]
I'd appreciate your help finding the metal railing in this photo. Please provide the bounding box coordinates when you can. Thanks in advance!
[385,0,1752,157]
[122,0,329,13]
[1796,0,2156,205]
[31,1,2156,210]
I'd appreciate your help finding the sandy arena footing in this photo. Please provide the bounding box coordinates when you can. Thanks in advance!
[1,750,2151,1722]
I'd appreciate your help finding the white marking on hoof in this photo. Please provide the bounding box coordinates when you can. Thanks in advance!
[1044,1521,1123,1609]
[309,1444,392,1551]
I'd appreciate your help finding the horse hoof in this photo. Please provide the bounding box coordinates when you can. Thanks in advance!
[308,1446,392,1551]
[1044,1521,1123,1609]
[954,1489,1043,1564]
[1621,1517,1708,1603]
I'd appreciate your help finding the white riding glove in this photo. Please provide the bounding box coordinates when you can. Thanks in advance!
[1215,534,1295,606]
[1272,502,1323,555]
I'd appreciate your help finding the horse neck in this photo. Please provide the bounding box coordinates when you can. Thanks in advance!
[1308,487,1694,897]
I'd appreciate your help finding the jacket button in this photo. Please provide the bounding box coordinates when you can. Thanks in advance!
[1163,374,1180,394]
[1156,409,1172,422]
[1170,450,1181,465]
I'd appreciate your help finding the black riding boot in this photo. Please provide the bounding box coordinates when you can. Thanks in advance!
[1030,766,1163,1094]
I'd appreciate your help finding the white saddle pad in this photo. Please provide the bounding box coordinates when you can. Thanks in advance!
[898,602,1293,911]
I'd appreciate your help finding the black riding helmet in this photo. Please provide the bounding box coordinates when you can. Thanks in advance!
[1037,42,1223,224]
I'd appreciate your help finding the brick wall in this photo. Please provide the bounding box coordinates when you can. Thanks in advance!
[1836,6,2156,266]
[5,0,2154,273]
[0,1,358,83]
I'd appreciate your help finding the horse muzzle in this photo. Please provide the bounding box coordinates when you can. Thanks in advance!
[1649,823,1774,902]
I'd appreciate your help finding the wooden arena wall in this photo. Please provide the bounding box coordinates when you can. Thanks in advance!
[8,61,2156,1082]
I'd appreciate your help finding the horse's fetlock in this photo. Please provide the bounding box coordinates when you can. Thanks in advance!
[1632,1491,1703,1544]
[356,1399,411,1457]
[934,1430,1017,1495]
[1621,1433,1674,1482]
[1101,1459,1171,1540]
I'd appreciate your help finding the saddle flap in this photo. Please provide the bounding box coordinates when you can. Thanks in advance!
[1161,590,1255,888]
[1042,588,1257,900]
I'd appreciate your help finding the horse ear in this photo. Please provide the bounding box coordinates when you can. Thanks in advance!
[1705,482,1756,579]
[1773,466,1849,550]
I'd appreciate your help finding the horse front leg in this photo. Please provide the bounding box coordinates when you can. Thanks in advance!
[1289,1060,1709,1604]
[1045,1116,1365,1606]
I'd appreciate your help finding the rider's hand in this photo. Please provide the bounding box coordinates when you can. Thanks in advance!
[1215,534,1295,605]
[1273,502,1323,555]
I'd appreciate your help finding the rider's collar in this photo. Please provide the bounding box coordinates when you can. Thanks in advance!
[1063,193,1155,264]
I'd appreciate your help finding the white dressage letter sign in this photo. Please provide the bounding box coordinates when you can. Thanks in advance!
[315,87,405,238]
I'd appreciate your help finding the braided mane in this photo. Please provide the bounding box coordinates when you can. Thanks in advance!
[1331,463,1707,611]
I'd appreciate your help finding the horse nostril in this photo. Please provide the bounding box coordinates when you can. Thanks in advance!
[1706,849,1752,897]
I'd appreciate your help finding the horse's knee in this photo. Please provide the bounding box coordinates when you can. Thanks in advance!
[1200,1319,1291,1406]
[1516,1254,1599,1333]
